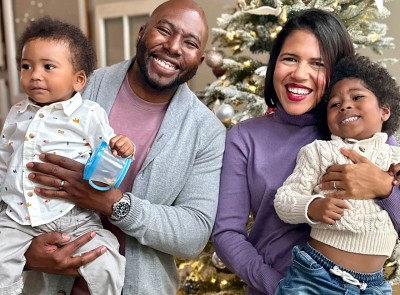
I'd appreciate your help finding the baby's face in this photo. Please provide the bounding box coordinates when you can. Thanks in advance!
[326,78,390,140]
[20,39,82,105]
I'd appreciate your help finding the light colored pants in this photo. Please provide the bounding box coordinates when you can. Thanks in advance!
[0,204,125,295]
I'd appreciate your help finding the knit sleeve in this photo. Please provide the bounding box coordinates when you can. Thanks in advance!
[274,142,325,225]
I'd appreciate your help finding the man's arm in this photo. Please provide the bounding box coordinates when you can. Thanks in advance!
[111,123,226,258]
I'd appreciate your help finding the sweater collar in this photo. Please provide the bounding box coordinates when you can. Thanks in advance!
[331,132,388,146]
[273,103,317,127]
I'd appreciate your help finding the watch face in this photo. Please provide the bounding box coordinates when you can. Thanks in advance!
[115,202,130,217]
[112,196,130,220]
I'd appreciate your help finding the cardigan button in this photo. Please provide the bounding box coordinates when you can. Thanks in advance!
[359,146,366,152]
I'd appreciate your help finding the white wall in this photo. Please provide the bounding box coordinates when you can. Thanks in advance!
[87,0,400,91]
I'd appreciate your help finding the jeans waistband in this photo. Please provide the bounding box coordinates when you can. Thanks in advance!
[302,242,385,286]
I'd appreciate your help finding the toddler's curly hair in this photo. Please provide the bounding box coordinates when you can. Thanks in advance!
[319,54,400,136]
[16,16,96,76]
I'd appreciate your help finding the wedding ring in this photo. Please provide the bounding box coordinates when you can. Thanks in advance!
[333,181,337,189]
[59,180,65,190]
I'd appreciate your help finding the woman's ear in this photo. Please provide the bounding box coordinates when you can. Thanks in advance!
[73,70,87,92]
[381,103,391,122]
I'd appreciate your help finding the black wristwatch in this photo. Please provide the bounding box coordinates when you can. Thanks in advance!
[110,193,131,220]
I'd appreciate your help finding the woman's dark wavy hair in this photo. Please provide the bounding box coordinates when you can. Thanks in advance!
[319,54,400,136]
[16,16,96,76]
[264,8,355,108]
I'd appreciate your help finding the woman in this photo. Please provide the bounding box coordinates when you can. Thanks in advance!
[211,8,400,295]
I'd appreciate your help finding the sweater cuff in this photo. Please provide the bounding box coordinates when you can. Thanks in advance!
[289,195,323,224]
[305,195,324,225]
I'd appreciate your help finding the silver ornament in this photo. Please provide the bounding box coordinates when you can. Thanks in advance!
[211,252,226,269]
[216,104,235,124]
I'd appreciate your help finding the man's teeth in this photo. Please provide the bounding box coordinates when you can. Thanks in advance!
[341,116,358,124]
[287,87,310,95]
[154,57,176,70]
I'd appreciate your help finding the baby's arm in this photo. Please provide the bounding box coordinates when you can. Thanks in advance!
[274,143,349,225]
[308,197,348,225]
[109,135,135,158]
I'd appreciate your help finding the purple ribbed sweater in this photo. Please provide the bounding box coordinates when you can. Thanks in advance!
[212,105,400,295]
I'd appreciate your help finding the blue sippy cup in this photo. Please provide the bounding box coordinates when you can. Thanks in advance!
[83,141,132,191]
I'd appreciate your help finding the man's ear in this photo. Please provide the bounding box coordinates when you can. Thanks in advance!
[199,54,205,65]
[136,25,145,46]
[381,103,391,122]
[73,70,87,92]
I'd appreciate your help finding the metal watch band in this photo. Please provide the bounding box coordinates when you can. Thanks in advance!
[110,193,131,220]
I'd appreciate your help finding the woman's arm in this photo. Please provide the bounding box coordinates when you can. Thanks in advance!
[211,126,281,295]
[320,148,400,232]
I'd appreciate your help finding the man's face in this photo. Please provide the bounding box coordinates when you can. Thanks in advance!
[135,2,207,91]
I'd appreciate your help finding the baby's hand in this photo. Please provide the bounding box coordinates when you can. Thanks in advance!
[109,135,135,158]
[388,163,400,185]
[308,197,349,225]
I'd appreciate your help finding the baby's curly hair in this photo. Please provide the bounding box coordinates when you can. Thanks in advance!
[319,54,400,136]
[16,16,96,76]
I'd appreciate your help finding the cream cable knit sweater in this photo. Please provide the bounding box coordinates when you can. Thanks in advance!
[274,132,399,256]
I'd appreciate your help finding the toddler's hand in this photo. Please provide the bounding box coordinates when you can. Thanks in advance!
[388,163,400,185]
[109,135,135,158]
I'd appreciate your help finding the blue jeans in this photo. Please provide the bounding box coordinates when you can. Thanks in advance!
[275,243,392,295]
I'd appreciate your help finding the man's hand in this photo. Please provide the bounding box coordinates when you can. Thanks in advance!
[319,148,394,199]
[25,232,106,275]
[26,153,122,216]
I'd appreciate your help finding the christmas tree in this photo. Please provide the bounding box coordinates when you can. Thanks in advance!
[200,0,395,128]
[177,0,398,294]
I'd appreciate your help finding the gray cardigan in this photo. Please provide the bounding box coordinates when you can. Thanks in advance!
[28,59,226,294]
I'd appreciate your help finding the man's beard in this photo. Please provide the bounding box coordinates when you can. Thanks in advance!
[136,39,198,91]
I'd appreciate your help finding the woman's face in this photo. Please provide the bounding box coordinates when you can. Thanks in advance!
[273,29,327,115]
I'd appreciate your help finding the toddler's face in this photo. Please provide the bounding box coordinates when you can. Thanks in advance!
[20,39,83,105]
[326,78,390,140]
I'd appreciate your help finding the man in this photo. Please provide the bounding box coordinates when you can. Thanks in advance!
[22,0,226,294]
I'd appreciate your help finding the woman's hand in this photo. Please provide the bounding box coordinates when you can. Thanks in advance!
[26,153,122,216]
[319,148,394,200]
[25,231,106,275]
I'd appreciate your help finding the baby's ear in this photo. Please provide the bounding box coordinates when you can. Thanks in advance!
[73,70,87,92]
[381,103,391,122]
